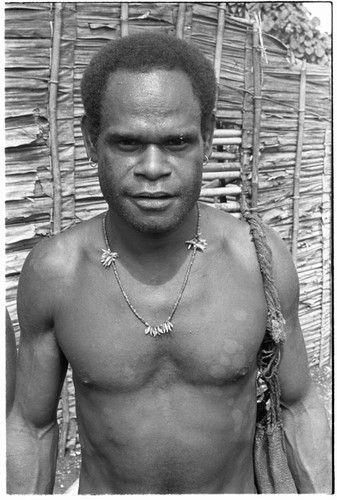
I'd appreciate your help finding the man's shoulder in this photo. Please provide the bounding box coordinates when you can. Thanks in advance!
[202,203,254,249]
[233,212,299,312]
[22,215,102,283]
[203,204,298,289]
[263,223,300,302]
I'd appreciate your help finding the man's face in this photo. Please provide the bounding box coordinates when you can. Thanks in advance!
[87,69,213,234]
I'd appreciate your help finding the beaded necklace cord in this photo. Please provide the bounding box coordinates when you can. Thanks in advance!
[100,203,207,337]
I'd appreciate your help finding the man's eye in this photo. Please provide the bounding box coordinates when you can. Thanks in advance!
[118,139,140,150]
[166,138,187,150]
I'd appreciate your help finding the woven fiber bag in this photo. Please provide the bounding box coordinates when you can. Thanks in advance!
[254,344,297,493]
[243,209,297,493]
[254,422,297,493]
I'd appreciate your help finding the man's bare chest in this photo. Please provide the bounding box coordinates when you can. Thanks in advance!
[54,249,267,391]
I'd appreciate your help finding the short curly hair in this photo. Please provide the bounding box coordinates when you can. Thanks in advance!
[81,32,217,144]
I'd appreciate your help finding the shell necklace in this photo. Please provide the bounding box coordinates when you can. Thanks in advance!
[100,204,207,337]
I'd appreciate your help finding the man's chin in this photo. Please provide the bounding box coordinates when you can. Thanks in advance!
[128,216,182,236]
[125,203,191,235]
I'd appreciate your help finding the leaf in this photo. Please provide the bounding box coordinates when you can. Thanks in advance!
[290,38,298,50]
[289,13,299,25]
[311,16,321,28]
[285,22,294,34]
[318,55,328,66]
[280,8,289,20]
[263,18,274,32]
[315,45,326,58]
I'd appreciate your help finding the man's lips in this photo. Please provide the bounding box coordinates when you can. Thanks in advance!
[132,192,174,199]
[129,192,176,210]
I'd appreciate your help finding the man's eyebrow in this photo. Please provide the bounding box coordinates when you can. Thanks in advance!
[165,132,197,141]
[105,132,139,140]
[105,131,198,142]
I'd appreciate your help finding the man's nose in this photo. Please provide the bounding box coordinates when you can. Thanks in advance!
[133,145,172,180]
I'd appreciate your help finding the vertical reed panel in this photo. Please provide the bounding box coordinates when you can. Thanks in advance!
[251,23,262,212]
[291,61,307,262]
[49,2,70,457]
[121,3,129,37]
[49,3,62,235]
[319,123,331,367]
[176,2,186,39]
[213,3,226,109]
[241,24,254,212]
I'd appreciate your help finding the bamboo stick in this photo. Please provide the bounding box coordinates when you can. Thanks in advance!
[251,23,262,212]
[229,14,254,26]
[175,2,186,39]
[201,200,241,213]
[199,196,216,203]
[49,2,70,457]
[200,186,241,197]
[211,152,238,160]
[291,61,307,263]
[202,171,241,181]
[215,201,241,212]
[203,162,241,172]
[202,179,220,189]
[59,383,70,458]
[213,3,226,109]
[240,25,254,210]
[240,149,251,211]
[49,3,62,235]
[212,137,242,145]
[214,129,242,137]
[120,3,129,37]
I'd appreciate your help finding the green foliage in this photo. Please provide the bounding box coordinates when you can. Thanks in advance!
[226,2,331,66]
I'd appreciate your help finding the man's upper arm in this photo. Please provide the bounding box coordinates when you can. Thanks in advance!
[264,227,311,404]
[13,240,68,428]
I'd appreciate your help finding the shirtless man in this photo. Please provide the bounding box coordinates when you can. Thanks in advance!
[7,33,331,494]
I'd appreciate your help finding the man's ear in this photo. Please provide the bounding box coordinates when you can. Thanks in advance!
[202,113,215,159]
[81,114,98,162]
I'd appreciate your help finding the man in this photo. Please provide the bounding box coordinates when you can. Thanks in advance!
[7,32,331,494]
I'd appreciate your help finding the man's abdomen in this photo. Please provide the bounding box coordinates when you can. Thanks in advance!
[75,374,257,494]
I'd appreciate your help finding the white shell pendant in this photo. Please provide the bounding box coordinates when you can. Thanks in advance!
[185,235,208,252]
[145,321,173,337]
[101,249,119,269]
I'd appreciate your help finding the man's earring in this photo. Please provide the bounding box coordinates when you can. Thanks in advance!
[89,157,97,168]
[203,155,209,166]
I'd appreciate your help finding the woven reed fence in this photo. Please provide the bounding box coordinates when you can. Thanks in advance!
[5,2,331,456]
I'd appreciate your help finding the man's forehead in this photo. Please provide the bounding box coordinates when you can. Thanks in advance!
[100,69,202,124]
[104,68,197,102]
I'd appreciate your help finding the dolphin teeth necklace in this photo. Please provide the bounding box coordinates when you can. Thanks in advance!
[101,203,206,337]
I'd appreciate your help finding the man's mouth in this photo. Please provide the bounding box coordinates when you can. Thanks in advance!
[130,192,176,210]
[134,192,173,199]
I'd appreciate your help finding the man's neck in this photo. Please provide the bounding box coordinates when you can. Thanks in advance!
[104,206,198,264]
